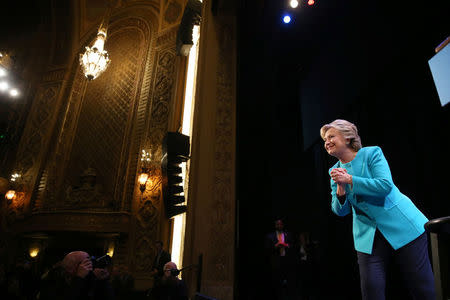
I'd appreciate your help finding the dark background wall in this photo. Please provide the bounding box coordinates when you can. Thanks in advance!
[237,0,450,299]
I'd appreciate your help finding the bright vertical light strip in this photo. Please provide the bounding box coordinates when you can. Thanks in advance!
[171,212,184,270]
[181,25,201,137]
[171,25,201,270]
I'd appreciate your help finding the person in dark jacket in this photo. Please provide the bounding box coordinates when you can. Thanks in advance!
[149,262,188,300]
[264,219,295,300]
[150,241,171,284]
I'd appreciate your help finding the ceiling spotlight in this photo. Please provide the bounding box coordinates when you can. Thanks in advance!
[0,81,9,92]
[290,0,299,8]
[9,89,19,97]
[283,15,292,24]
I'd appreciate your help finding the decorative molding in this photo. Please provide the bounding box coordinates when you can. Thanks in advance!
[11,211,131,233]
[132,43,177,277]
[208,22,235,283]
[42,69,67,82]
[16,84,60,175]
[134,236,154,272]
[64,167,113,209]
[164,0,183,24]
[147,48,176,161]
[156,27,178,47]
[160,0,185,32]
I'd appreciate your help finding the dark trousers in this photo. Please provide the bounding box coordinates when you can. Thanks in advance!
[357,231,436,300]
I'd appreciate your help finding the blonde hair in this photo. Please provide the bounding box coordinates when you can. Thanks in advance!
[320,119,362,151]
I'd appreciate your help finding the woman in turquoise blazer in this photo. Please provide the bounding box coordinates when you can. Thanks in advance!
[320,119,435,300]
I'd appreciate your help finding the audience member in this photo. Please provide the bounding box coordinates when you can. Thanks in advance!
[150,241,171,284]
[149,261,188,300]
[111,265,134,300]
[295,231,321,300]
[39,251,115,300]
[264,219,295,300]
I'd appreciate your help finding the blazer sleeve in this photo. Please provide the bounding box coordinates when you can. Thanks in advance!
[330,178,351,216]
[351,147,394,197]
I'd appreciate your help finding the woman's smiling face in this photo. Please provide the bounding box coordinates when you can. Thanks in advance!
[323,127,349,158]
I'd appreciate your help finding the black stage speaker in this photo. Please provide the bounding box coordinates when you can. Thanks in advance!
[161,132,190,218]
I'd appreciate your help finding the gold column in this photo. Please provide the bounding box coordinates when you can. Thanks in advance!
[183,1,237,299]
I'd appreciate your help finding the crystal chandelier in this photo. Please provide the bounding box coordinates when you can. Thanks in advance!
[80,17,111,81]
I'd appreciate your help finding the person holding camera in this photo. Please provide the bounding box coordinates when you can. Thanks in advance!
[39,251,115,300]
[149,262,188,300]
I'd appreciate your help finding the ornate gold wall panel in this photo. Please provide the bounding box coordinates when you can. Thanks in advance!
[34,69,87,211]
[131,28,178,287]
[12,211,130,233]
[159,0,186,32]
[63,24,147,210]
[13,80,66,218]
[208,23,235,283]
[33,16,152,214]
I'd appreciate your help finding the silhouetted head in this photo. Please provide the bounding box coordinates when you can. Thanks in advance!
[163,261,178,279]
[275,219,284,231]
[155,241,163,253]
[61,251,90,276]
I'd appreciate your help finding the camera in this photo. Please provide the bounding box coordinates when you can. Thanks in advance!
[91,254,112,269]
[170,268,180,276]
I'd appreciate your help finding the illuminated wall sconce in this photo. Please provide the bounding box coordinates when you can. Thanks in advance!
[5,173,21,201]
[28,241,42,259]
[107,242,115,257]
[138,150,152,193]
[29,246,40,258]
[138,171,149,193]
[5,189,16,201]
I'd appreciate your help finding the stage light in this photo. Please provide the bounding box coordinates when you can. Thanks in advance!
[283,15,291,24]
[9,89,19,97]
[290,0,299,8]
[0,81,8,92]
[308,0,315,5]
